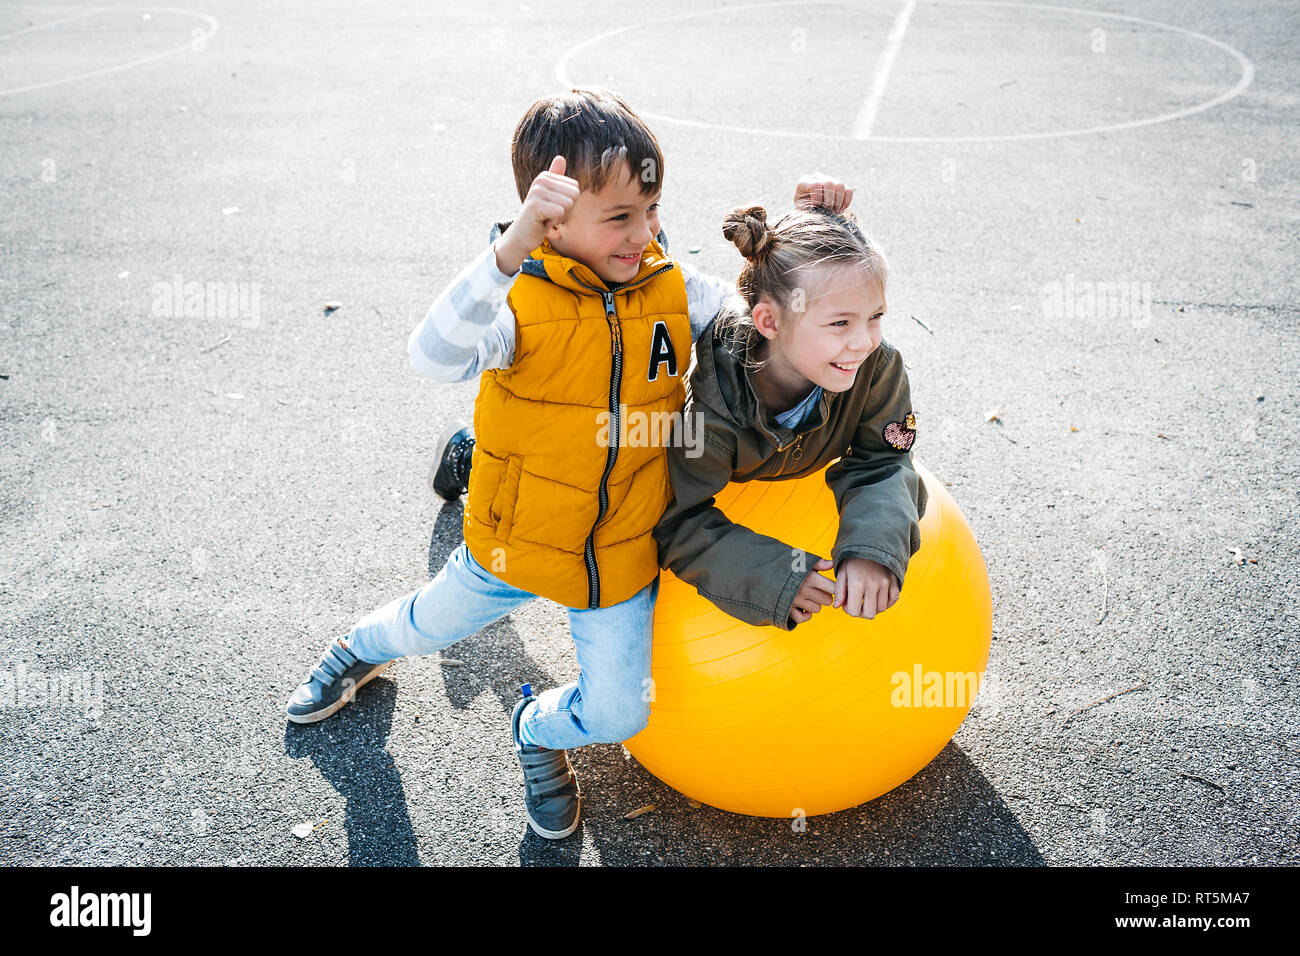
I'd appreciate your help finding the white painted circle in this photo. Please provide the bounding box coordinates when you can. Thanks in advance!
[554,0,1256,143]
[0,4,220,97]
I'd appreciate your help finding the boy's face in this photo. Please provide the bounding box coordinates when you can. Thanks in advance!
[547,163,662,285]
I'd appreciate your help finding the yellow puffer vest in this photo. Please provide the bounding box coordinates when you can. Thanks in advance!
[464,235,691,610]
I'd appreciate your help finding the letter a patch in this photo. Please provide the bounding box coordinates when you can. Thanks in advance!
[647,321,677,382]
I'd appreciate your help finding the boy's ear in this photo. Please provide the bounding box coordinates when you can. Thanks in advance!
[752,300,781,341]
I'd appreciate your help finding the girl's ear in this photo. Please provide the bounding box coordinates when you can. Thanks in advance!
[752,299,781,341]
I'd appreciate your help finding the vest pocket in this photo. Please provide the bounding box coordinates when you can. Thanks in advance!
[491,454,523,542]
[469,451,505,531]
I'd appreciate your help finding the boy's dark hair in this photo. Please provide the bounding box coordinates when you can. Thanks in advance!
[511,88,664,202]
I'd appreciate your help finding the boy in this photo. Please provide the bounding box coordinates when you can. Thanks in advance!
[285,87,845,839]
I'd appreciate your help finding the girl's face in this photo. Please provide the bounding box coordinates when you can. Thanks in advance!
[755,265,886,400]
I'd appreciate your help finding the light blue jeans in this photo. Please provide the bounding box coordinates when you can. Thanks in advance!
[343,542,657,751]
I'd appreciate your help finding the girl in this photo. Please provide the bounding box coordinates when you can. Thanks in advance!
[653,200,927,628]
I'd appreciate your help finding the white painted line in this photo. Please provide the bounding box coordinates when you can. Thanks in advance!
[0,5,219,97]
[852,0,916,140]
[554,0,1257,144]
[0,6,103,41]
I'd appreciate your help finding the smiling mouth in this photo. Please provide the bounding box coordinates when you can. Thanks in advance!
[830,361,861,372]
[613,253,641,263]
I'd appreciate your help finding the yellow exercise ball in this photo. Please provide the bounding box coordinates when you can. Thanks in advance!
[625,460,992,818]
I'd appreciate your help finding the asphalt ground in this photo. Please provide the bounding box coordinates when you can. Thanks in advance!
[0,0,1297,867]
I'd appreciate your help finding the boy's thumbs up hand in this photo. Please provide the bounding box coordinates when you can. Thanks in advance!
[526,155,579,233]
[496,152,579,273]
[494,154,581,275]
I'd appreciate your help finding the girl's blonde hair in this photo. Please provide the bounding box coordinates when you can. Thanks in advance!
[717,204,888,367]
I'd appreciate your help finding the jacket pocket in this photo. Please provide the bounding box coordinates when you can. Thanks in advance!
[492,454,523,542]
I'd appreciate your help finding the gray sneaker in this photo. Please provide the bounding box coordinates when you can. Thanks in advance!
[511,684,580,839]
[285,636,392,724]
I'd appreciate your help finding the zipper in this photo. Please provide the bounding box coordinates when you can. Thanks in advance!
[583,291,622,609]
[572,261,675,609]
[772,435,801,470]
[775,409,831,468]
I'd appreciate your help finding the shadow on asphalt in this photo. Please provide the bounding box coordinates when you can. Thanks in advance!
[542,739,1044,866]
[425,499,464,576]
[282,679,421,866]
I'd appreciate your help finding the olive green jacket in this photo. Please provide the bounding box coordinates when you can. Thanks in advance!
[653,303,928,630]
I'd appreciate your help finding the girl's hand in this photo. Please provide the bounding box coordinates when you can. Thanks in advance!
[793,172,853,214]
[833,557,900,619]
[789,558,836,625]
[495,155,581,274]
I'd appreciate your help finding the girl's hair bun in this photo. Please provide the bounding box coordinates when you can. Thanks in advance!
[722,205,772,261]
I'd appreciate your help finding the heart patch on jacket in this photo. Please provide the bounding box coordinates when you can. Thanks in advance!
[883,412,917,451]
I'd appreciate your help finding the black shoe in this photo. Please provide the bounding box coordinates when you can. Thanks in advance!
[429,421,475,500]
